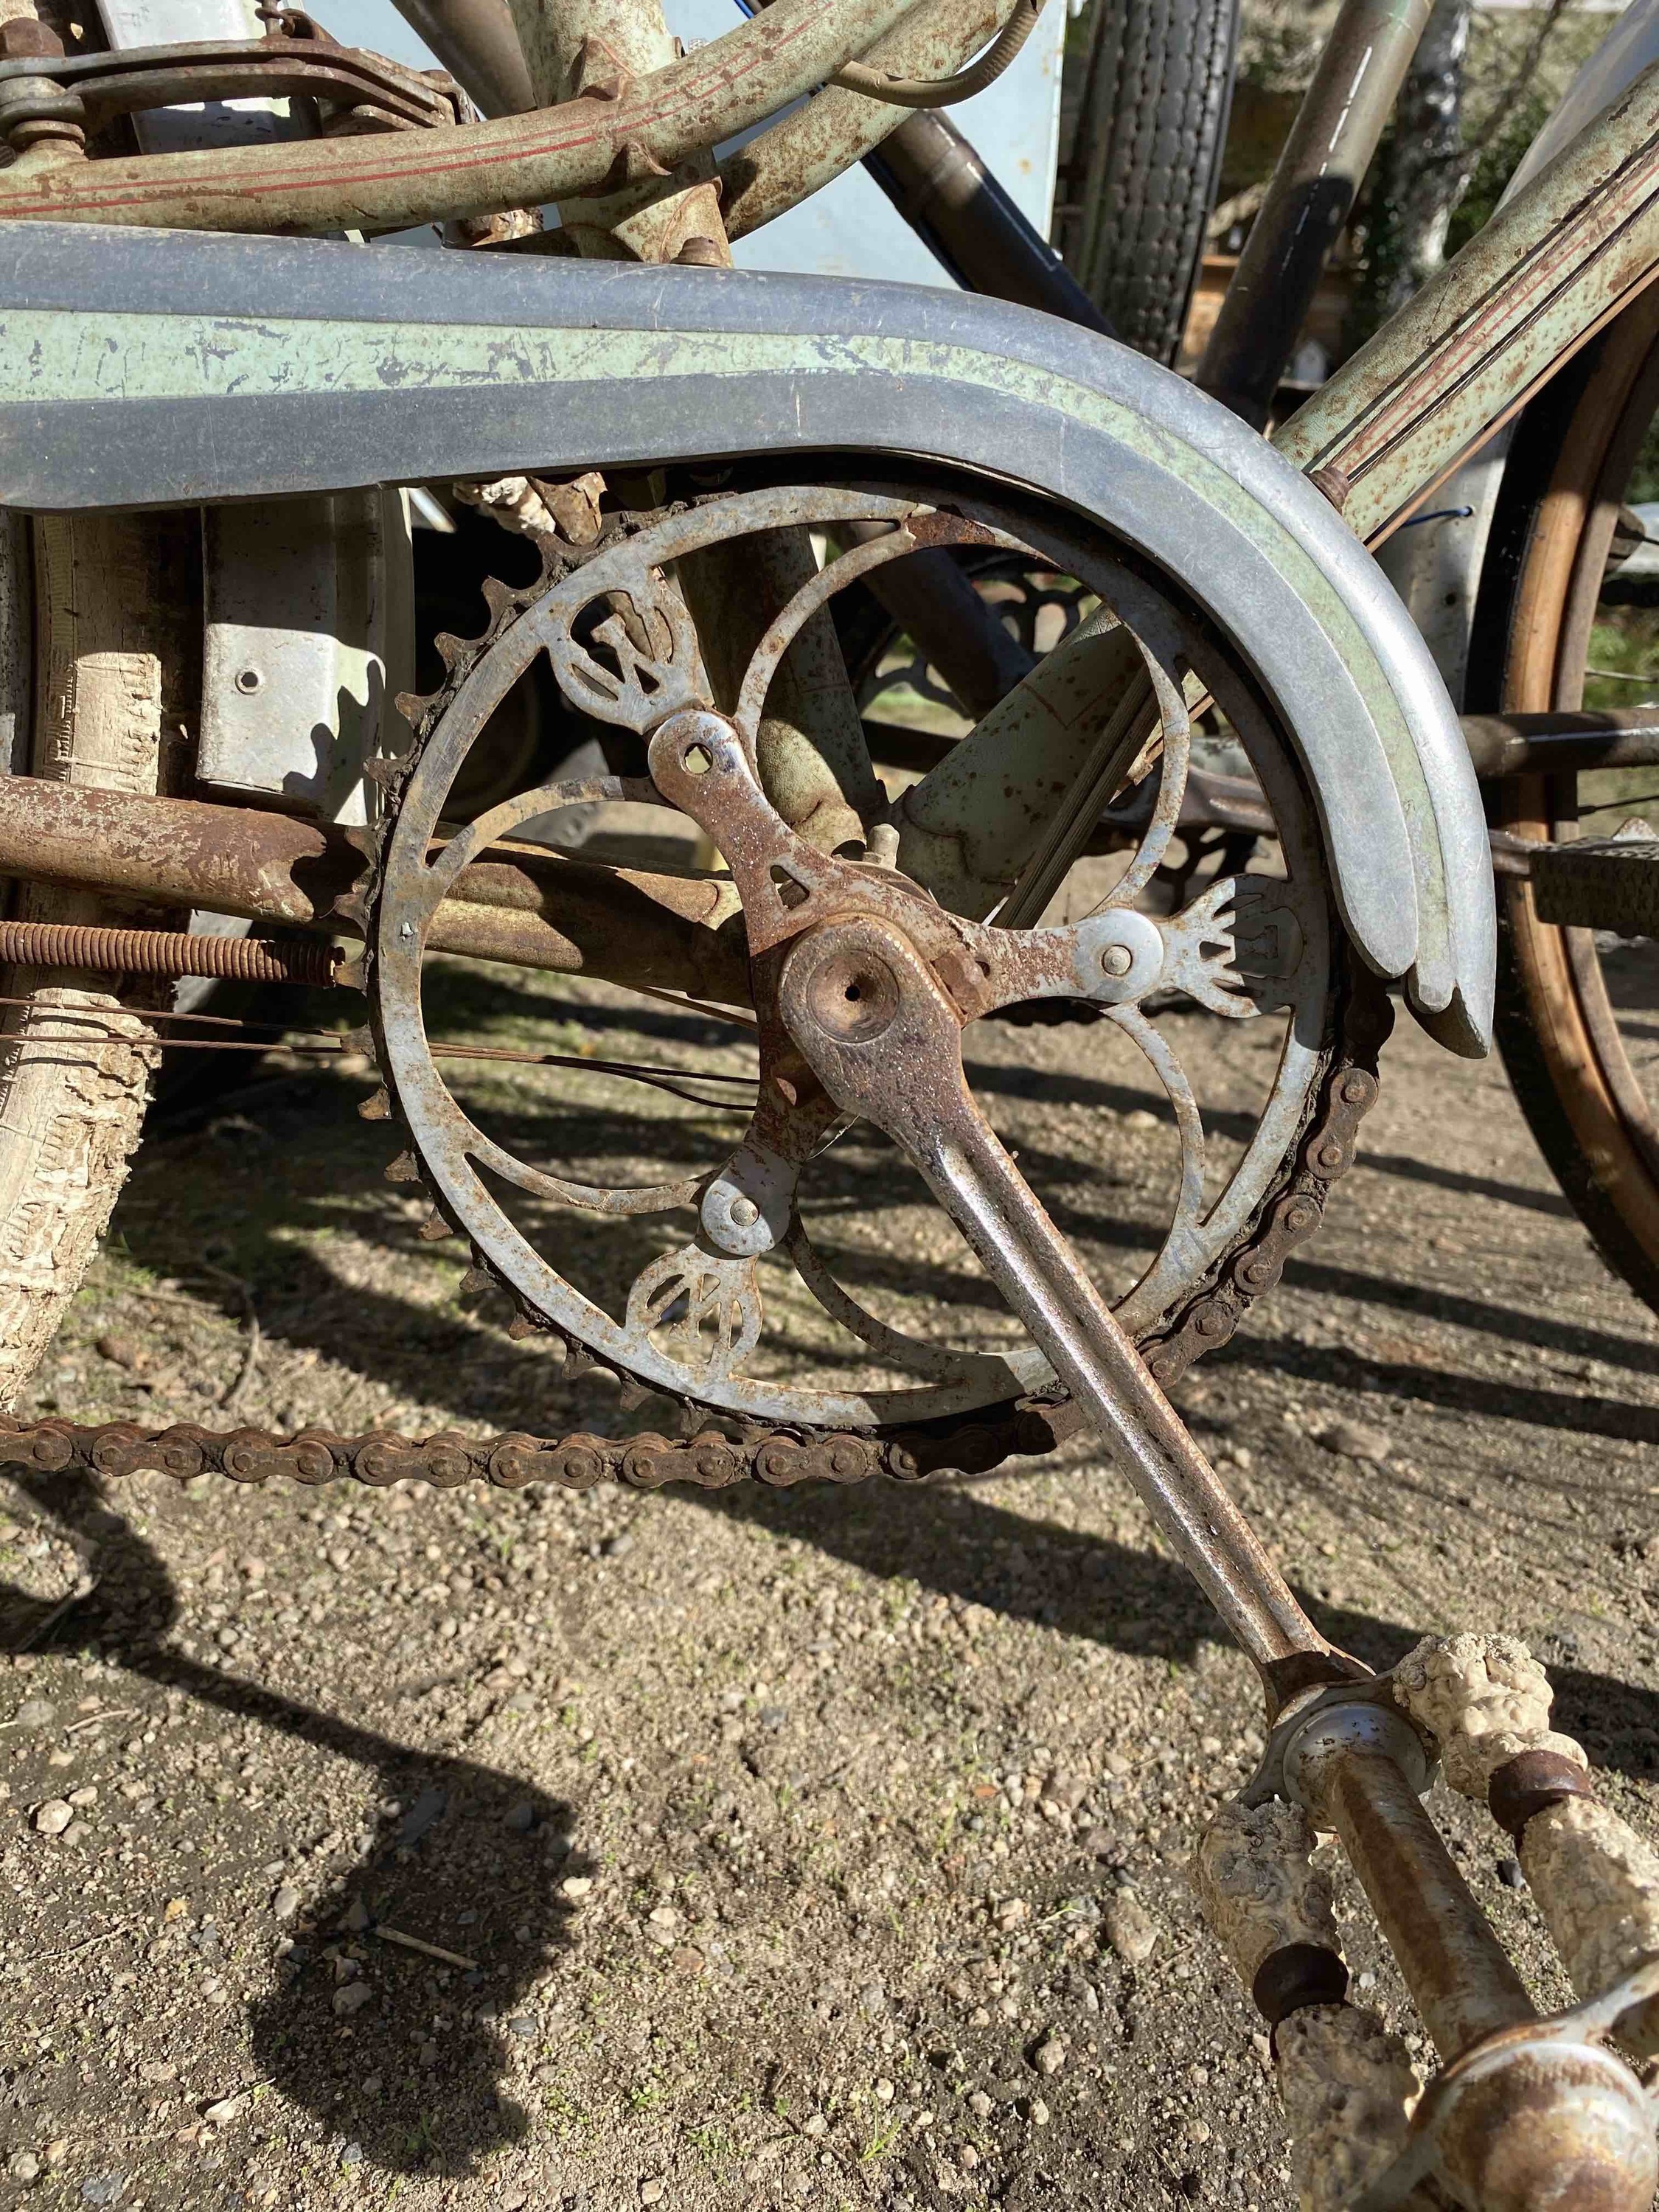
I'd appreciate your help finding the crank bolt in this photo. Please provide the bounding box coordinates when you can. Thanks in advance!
[1100,943,1134,978]
[728,1196,759,1229]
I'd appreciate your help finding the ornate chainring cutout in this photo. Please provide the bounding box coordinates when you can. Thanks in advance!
[364,483,1343,1438]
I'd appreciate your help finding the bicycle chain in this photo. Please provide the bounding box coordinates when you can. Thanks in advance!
[0,506,1388,1495]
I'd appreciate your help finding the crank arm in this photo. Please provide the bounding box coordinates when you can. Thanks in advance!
[776,910,1349,1709]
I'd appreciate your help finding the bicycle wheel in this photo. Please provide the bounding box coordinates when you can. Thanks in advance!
[1068,0,1239,364]
[1466,286,1659,1312]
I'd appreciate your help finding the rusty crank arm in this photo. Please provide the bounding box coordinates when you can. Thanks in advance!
[647,706,1659,2209]
[776,907,1342,1711]
[645,703,1350,1717]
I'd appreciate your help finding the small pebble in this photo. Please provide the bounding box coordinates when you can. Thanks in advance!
[1497,1858,1525,1891]
[340,2143,364,2168]
[96,1333,145,1371]
[801,2114,827,2138]
[8,2150,40,2182]
[361,2075,383,2098]
[332,1983,373,2017]
[1104,1892,1159,1965]
[874,2078,894,2104]
[271,1886,301,1921]
[600,1534,633,1559]
[968,2092,992,2118]
[13,1697,54,1729]
[203,2095,249,2126]
[561,1876,593,1899]
[1029,2098,1050,2127]
[639,2181,665,2205]
[503,1801,535,1832]
[508,2015,537,2039]
[32,1798,72,1837]
[1033,2037,1066,2076]
[80,2178,125,2207]
[1318,1417,1391,1466]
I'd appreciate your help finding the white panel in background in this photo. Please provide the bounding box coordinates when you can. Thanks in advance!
[317,0,1065,287]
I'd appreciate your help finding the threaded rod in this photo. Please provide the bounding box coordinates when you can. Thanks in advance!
[0,918,339,987]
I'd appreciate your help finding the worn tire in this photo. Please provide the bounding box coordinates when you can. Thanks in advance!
[0,512,196,1406]
[1467,291,1659,1316]
[1071,0,1239,364]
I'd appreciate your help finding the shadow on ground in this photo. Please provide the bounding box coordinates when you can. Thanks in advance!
[1,1473,588,2182]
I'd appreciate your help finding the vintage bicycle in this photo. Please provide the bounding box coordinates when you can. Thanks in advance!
[0,0,1655,2202]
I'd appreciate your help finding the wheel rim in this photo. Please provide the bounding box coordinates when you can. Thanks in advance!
[1489,287,1659,1300]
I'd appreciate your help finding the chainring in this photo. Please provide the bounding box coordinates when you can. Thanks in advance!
[351,480,1381,1469]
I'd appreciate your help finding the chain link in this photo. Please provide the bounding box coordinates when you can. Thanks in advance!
[0,980,1384,1492]
[0,509,1388,1495]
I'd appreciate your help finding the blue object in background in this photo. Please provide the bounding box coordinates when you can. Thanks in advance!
[318,0,1065,288]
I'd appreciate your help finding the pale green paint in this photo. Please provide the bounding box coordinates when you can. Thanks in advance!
[0,300,1439,961]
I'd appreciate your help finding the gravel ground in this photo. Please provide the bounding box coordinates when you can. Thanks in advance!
[2,981,1658,2211]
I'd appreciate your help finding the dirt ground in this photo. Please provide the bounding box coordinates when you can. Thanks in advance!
[2,974,1658,2212]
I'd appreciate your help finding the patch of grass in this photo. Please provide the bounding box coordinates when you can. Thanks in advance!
[858,2114,905,2163]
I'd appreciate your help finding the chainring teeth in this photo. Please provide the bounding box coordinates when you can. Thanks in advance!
[358,486,1363,1447]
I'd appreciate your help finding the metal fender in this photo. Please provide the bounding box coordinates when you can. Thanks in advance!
[0,220,1495,1051]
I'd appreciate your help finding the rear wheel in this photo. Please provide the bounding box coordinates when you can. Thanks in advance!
[1065,0,1239,363]
[1467,288,1659,1312]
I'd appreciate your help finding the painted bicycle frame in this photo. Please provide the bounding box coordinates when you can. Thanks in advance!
[0,0,1653,1075]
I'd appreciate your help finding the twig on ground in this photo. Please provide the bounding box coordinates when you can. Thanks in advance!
[201,1264,261,1416]
[65,1706,136,1734]
[370,1924,479,1972]
[13,1579,96,1655]
[15,1921,130,1969]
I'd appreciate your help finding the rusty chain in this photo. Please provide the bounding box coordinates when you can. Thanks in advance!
[0,973,1383,1491]
[0,499,1389,1495]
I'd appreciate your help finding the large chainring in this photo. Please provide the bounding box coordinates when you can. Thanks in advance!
[349,477,1380,1464]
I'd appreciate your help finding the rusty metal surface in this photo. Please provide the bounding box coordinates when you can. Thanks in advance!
[1197,0,1432,430]
[0,776,750,1002]
[1300,1740,1537,2062]
[0,20,464,146]
[366,481,1370,1456]
[1354,1962,1659,2212]
[774,903,1336,1688]
[0,917,338,985]
[0,0,953,233]
[0,1401,1065,1488]
[1461,707,1659,778]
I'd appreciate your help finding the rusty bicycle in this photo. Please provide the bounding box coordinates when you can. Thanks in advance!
[0,0,1656,2202]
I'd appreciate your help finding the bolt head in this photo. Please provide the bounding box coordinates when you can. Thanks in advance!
[727,1195,759,1229]
[1099,942,1133,978]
